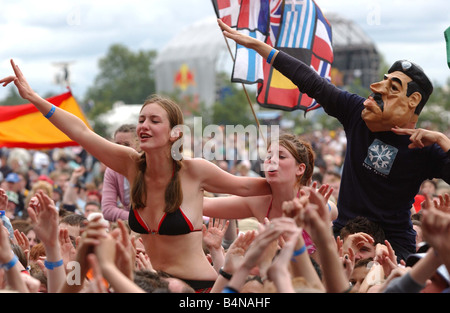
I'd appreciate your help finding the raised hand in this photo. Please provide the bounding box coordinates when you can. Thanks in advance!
[27,191,59,248]
[202,218,229,251]
[217,19,256,49]
[392,126,450,151]
[421,193,450,255]
[217,18,275,61]
[223,230,256,275]
[0,188,8,211]
[0,59,36,101]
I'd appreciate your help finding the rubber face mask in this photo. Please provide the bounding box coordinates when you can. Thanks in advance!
[361,72,421,132]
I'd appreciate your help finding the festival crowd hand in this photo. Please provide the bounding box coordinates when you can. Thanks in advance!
[92,227,145,293]
[311,181,334,203]
[298,187,351,292]
[0,219,29,292]
[421,193,450,256]
[217,19,256,49]
[434,193,450,214]
[341,232,374,257]
[109,219,136,279]
[70,166,86,184]
[373,240,400,278]
[59,214,107,292]
[59,228,77,266]
[135,250,153,272]
[27,191,60,248]
[202,218,229,272]
[27,191,69,292]
[222,230,256,276]
[0,188,8,211]
[0,220,14,268]
[83,254,108,293]
[13,229,30,264]
[0,59,36,101]
[336,239,355,280]
[392,126,450,150]
[266,218,303,293]
[202,218,229,251]
[134,237,154,272]
[282,194,310,230]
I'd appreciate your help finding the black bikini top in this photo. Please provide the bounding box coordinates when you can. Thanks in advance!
[128,206,202,236]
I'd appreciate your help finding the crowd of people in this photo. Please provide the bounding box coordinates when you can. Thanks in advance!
[1,18,450,295]
[1,122,449,294]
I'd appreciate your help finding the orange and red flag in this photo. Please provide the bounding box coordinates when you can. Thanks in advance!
[0,91,91,149]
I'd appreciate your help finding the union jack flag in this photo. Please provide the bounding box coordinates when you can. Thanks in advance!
[266,0,283,46]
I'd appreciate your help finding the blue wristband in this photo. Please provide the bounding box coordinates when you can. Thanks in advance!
[222,286,239,293]
[44,259,64,270]
[44,105,56,118]
[293,245,306,258]
[266,48,276,64]
[1,254,18,271]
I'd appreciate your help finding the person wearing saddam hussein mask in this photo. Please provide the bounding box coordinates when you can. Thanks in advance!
[217,19,450,263]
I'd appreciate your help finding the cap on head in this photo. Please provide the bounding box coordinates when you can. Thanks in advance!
[388,60,433,115]
[5,172,20,183]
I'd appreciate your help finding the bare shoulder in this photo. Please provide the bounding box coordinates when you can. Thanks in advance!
[181,158,217,175]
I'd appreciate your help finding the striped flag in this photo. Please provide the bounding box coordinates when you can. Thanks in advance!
[213,0,270,83]
[212,0,333,113]
[278,0,316,49]
[257,0,333,112]
[0,90,91,149]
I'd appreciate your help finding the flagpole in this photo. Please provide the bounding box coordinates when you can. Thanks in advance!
[221,34,267,147]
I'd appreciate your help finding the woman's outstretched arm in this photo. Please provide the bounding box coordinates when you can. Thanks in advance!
[1,59,138,177]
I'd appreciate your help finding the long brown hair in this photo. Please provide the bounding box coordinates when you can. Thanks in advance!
[131,94,184,213]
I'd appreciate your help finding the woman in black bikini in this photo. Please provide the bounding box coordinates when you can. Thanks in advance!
[1,62,271,292]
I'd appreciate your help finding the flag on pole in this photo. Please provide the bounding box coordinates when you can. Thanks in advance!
[213,0,270,84]
[0,90,91,149]
[213,0,333,113]
[258,0,333,112]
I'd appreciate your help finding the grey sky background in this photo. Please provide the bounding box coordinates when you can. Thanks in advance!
[1,0,448,102]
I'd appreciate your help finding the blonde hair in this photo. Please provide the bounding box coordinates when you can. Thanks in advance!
[131,94,184,213]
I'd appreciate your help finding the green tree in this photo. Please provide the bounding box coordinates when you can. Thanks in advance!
[85,44,157,118]
[418,78,450,131]
[211,73,254,126]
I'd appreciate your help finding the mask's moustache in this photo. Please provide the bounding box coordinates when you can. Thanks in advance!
[370,93,384,112]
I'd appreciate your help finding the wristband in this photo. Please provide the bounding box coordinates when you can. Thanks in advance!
[1,254,18,271]
[219,267,233,280]
[44,259,64,270]
[222,286,239,293]
[293,245,307,257]
[44,105,56,118]
[266,48,276,64]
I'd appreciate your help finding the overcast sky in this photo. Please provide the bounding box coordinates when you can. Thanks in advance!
[1,0,449,103]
